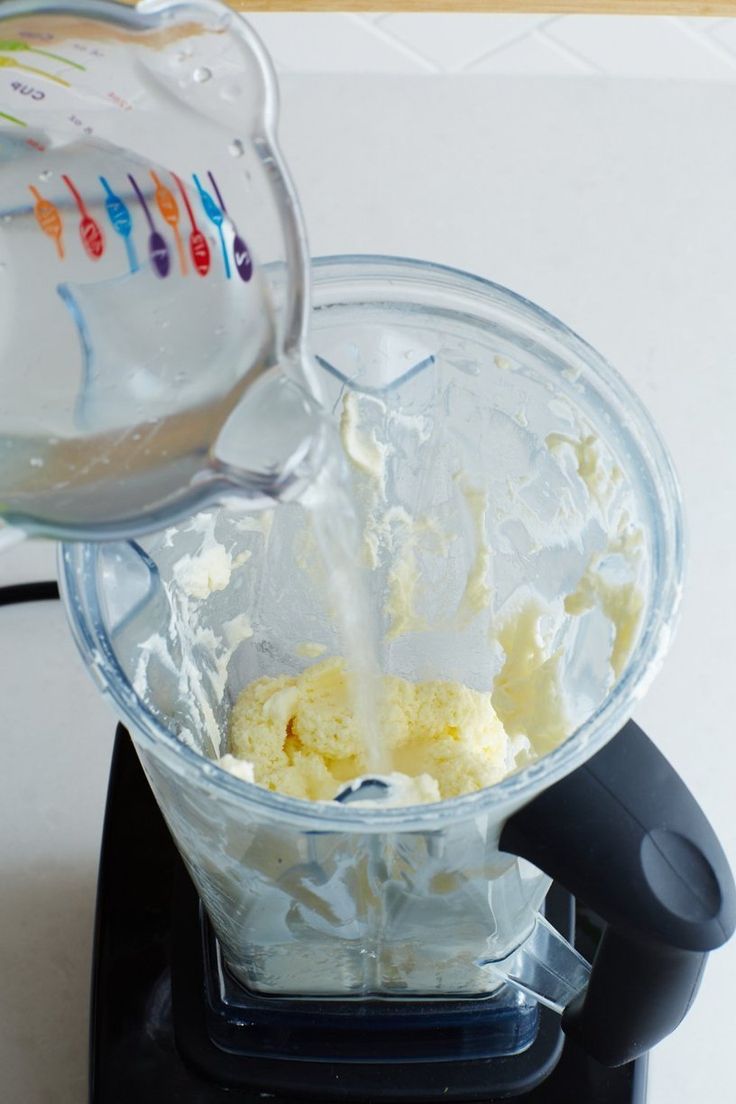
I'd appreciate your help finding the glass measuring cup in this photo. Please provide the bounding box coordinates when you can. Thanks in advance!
[60,257,735,1066]
[0,0,321,544]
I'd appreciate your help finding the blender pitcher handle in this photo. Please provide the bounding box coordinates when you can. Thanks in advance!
[499,719,736,1067]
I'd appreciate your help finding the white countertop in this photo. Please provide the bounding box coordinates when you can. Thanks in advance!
[2,74,735,1103]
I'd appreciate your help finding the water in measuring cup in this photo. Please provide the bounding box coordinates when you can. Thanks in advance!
[0,132,283,535]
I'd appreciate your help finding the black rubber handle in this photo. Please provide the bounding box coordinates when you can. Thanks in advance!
[500,720,736,1067]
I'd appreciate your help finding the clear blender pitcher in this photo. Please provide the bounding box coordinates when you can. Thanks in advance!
[0,0,321,544]
[60,257,736,1074]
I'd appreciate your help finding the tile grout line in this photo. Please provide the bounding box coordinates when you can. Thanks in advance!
[353,12,601,77]
[362,13,561,75]
[345,11,441,73]
[454,14,587,76]
[533,24,604,75]
[670,15,736,72]
[256,11,736,79]
[683,16,728,33]
[426,14,564,75]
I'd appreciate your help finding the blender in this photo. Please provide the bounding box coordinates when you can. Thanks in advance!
[60,258,735,1101]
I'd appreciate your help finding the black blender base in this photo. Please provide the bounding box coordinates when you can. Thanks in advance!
[90,727,648,1104]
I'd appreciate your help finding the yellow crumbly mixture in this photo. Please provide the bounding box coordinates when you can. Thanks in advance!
[229,658,508,802]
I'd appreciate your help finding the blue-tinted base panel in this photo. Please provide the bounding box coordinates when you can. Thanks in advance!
[203,913,539,1061]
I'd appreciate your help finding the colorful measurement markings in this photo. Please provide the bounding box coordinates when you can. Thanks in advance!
[208,171,252,283]
[173,173,210,277]
[0,38,86,72]
[0,55,70,88]
[127,174,170,278]
[62,174,105,259]
[0,110,25,128]
[193,172,230,279]
[29,185,64,258]
[24,167,253,284]
[100,176,138,274]
[151,170,187,276]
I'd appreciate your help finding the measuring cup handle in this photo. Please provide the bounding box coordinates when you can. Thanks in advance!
[500,719,736,1067]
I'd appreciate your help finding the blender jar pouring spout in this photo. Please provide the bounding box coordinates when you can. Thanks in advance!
[480,910,591,1015]
[211,368,331,508]
[499,719,736,1067]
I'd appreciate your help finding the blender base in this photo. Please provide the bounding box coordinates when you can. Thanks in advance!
[90,726,648,1103]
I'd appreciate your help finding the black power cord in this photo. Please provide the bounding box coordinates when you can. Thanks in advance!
[0,581,60,605]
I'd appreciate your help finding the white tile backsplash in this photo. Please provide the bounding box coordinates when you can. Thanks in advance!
[242,13,736,80]
[378,14,550,72]
[545,15,736,79]
[244,13,432,74]
[708,16,736,55]
[467,31,590,76]
[680,16,729,32]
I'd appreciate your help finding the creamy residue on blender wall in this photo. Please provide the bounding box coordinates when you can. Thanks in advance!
[134,510,266,762]
[384,512,431,639]
[339,390,389,495]
[166,511,259,599]
[453,472,493,627]
[545,431,623,510]
[295,642,328,659]
[490,599,568,757]
[153,367,646,807]
[173,543,244,600]
[563,517,644,679]
[544,426,645,680]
